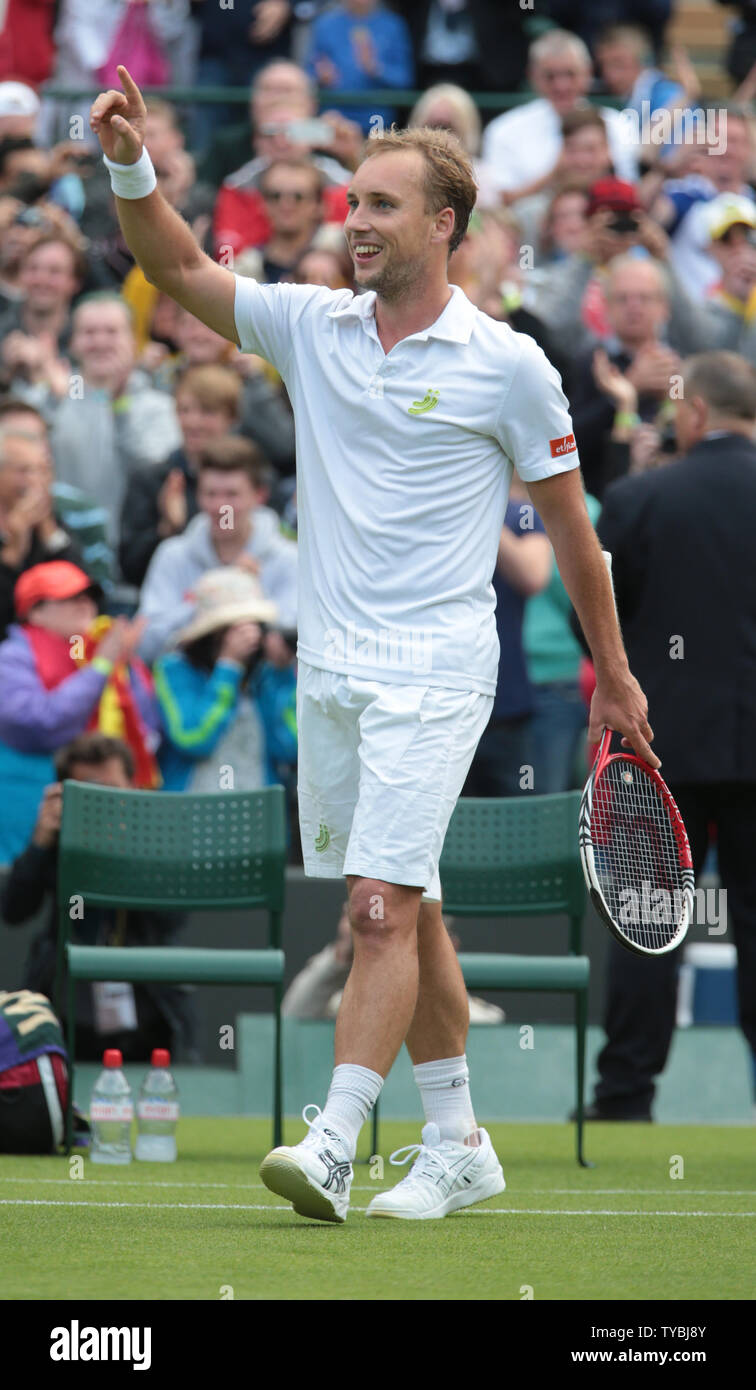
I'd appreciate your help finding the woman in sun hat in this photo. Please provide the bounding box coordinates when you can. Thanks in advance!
[153,565,297,793]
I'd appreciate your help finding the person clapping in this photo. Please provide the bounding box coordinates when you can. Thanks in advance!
[0,561,160,864]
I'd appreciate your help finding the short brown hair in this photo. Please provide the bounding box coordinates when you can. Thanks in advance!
[359,125,478,255]
[198,434,266,487]
[682,351,756,419]
[595,24,651,58]
[260,158,324,199]
[72,292,135,334]
[175,364,242,418]
[0,397,47,430]
[55,733,135,782]
[22,232,88,285]
[561,109,608,141]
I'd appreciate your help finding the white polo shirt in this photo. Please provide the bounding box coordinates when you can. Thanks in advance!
[481,98,639,193]
[233,276,580,695]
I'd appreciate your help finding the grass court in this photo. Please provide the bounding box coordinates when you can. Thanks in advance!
[2,1117,753,1301]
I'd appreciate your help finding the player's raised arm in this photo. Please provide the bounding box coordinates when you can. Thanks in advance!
[90,65,239,345]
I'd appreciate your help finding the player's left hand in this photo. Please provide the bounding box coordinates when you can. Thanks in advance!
[589,669,660,769]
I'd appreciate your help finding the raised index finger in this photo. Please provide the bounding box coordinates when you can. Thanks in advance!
[116,65,145,106]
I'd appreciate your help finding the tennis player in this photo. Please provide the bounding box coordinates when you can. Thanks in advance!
[91,67,658,1223]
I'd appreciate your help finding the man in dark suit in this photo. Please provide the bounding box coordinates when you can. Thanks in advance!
[395,1,529,94]
[588,350,756,1118]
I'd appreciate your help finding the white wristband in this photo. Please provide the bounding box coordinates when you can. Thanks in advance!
[103,146,157,199]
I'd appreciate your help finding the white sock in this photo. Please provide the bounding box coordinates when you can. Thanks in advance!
[319,1063,383,1160]
[413,1054,478,1145]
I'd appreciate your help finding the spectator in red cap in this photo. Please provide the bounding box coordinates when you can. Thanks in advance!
[534,176,713,371]
[0,423,84,640]
[0,561,159,865]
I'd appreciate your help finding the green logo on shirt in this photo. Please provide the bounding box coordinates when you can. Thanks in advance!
[314,823,330,853]
[408,389,440,415]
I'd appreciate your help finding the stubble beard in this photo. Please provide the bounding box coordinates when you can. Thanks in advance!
[362,252,425,304]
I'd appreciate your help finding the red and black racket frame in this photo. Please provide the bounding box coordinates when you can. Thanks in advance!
[579,728,696,957]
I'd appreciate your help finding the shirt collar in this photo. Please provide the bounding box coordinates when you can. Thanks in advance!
[325,284,477,344]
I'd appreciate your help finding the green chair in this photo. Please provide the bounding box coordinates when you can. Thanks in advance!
[369,791,591,1166]
[56,783,287,1152]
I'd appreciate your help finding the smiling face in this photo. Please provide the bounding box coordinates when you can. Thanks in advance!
[20,239,79,312]
[345,149,452,301]
[562,126,612,185]
[531,51,591,116]
[70,301,135,383]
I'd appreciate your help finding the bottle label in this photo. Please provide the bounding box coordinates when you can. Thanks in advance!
[90,1101,134,1122]
[137,1100,179,1122]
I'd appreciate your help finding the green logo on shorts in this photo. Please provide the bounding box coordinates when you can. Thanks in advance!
[315,823,330,853]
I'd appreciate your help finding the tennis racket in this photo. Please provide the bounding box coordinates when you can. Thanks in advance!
[578,727,695,956]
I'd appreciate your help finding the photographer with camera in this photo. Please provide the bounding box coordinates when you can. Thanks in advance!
[533,176,713,374]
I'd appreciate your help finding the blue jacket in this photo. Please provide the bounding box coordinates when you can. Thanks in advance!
[154,654,297,792]
[306,5,414,134]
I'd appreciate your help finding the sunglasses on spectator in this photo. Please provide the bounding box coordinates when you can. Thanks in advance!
[262,189,316,202]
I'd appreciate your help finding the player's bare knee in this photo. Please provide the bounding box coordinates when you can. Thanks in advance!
[347,878,418,945]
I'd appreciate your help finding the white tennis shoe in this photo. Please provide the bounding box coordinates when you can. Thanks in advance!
[260,1105,353,1223]
[366,1123,505,1220]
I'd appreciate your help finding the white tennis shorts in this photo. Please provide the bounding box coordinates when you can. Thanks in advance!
[297,660,493,901]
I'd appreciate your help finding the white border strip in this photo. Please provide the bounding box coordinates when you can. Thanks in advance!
[0,1177,754,1196]
[0,1199,752,1217]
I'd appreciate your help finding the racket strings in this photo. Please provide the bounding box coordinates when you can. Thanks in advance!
[591,760,687,950]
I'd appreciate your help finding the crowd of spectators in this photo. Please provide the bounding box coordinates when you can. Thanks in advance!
[0,3,754,818]
[0,2,755,1085]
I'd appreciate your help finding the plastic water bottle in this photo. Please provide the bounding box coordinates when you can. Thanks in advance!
[135,1049,179,1162]
[90,1049,133,1164]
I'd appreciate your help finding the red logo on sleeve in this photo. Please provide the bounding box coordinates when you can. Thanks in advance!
[549,433,577,458]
